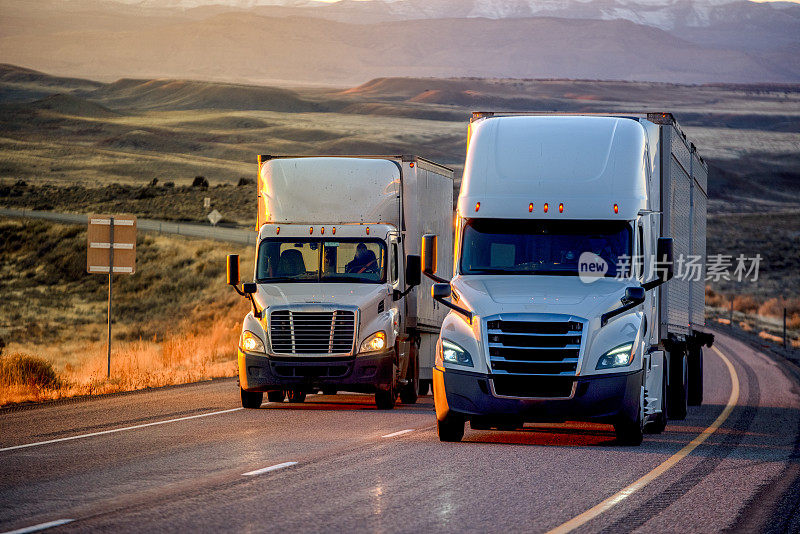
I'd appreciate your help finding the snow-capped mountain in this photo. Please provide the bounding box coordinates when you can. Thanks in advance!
[113,0,799,31]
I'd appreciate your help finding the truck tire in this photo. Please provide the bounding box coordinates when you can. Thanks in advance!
[375,385,396,410]
[286,389,306,403]
[418,379,432,396]
[644,364,667,434]
[267,390,285,403]
[614,389,644,445]
[438,413,465,442]
[399,350,419,405]
[668,348,688,420]
[688,346,704,406]
[241,388,263,409]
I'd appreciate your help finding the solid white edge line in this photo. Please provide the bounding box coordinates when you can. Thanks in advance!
[242,461,298,476]
[381,429,415,438]
[0,408,243,453]
[1,519,74,534]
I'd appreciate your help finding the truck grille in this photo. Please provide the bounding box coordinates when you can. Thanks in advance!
[269,310,356,355]
[486,319,582,378]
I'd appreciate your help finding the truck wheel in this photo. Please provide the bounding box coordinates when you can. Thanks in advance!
[267,390,285,403]
[399,350,419,405]
[375,384,397,410]
[438,413,465,442]
[418,379,432,396]
[688,346,704,406]
[645,364,667,434]
[241,388,263,409]
[614,390,644,445]
[668,348,688,420]
[286,390,306,403]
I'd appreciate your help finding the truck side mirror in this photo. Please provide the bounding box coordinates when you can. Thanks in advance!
[622,286,646,305]
[422,234,438,275]
[405,255,421,287]
[656,237,674,282]
[226,254,240,286]
[432,283,452,300]
[242,282,257,294]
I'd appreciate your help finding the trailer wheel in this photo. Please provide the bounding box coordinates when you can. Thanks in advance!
[286,389,306,403]
[668,348,688,420]
[241,388,263,409]
[267,390,285,403]
[688,346,704,406]
[399,349,419,405]
[438,413,465,442]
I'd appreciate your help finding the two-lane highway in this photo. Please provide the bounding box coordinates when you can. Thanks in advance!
[2,330,799,533]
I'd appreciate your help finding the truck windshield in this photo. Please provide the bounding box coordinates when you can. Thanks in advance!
[460,219,631,277]
[257,238,387,284]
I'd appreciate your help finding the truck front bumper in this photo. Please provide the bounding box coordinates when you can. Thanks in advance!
[433,366,643,425]
[239,349,395,393]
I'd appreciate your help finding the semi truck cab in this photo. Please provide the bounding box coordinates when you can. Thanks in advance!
[425,113,712,444]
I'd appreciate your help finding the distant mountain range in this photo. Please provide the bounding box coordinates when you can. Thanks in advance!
[0,0,797,84]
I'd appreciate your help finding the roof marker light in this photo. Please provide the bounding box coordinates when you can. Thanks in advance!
[529,203,534,213]
[614,203,619,214]
[320,227,325,235]
[366,227,370,235]
[332,227,336,235]
[559,203,564,213]
[475,202,480,212]
[309,227,314,234]
[276,226,280,235]
[543,203,549,213]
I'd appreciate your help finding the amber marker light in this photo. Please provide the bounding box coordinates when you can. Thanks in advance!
[543,203,549,213]
[475,202,480,212]
[320,227,325,235]
[559,203,564,213]
[309,227,313,234]
[332,227,336,235]
[529,203,534,212]
[614,203,619,214]
[409,162,415,168]
[276,226,280,234]
[366,227,370,235]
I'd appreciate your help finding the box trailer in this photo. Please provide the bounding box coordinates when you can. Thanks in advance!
[228,155,453,408]
[422,112,713,443]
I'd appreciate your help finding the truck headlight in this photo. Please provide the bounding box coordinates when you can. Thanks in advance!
[596,342,635,369]
[240,330,266,354]
[360,331,386,353]
[438,339,474,367]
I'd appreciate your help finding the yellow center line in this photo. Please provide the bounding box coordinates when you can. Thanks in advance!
[546,345,740,534]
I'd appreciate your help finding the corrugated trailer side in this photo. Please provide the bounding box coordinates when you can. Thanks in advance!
[400,157,454,382]
[659,118,708,336]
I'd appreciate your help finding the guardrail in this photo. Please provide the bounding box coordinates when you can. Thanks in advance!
[0,208,257,246]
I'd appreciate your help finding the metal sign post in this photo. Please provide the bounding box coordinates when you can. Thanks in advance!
[87,215,137,378]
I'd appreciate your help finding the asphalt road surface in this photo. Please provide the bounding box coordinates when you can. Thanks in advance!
[2,330,799,533]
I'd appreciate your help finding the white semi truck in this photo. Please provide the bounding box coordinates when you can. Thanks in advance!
[423,112,714,444]
[227,155,453,409]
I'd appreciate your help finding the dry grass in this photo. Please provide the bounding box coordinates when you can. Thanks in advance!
[0,219,252,406]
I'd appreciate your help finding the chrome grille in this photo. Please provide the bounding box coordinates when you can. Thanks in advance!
[270,310,356,355]
[486,319,582,376]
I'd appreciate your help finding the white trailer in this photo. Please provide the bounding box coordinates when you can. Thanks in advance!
[423,112,713,443]
[227,155,453,409]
